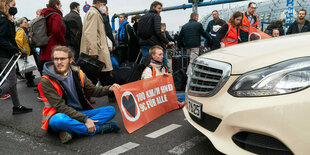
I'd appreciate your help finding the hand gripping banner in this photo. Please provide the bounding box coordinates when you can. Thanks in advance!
[113,74,179,133]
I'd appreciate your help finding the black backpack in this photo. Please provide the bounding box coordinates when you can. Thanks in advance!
[137,13,154,40]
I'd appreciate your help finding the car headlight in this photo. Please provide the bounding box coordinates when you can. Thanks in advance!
[228,57,310,97]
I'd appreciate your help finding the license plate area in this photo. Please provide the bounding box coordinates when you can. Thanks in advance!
[187,99,202,119]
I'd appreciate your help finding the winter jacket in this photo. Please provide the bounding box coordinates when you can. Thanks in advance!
[286,20,310,35]
[178,19,210,48]
[15,27,31,56]
[264,24,284,36]
[63,10,83,46]
[40,7,66,61]
[80,6,112,72]
[139,9,169,48]
[40,62,110,123]
[0,11,19,58]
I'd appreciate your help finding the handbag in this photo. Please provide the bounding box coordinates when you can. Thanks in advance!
[76,53,106,74]
[18,55,38,74]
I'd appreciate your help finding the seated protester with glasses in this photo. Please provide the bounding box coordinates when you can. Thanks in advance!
[38,46,121,144]
[141,45,184,108]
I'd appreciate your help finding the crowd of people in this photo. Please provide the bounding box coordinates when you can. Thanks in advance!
[0,0,309,144]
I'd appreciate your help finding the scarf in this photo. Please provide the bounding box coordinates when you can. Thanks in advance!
[118,20,129,41]
[151,59,167,72]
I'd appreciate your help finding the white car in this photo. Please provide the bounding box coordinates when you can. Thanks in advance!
[183,32,310,154]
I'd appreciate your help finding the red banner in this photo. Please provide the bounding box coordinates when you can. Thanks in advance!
[248,26,272,41]
[113,74,179,133]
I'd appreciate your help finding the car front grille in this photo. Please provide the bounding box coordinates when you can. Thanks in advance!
[187,58,231,97]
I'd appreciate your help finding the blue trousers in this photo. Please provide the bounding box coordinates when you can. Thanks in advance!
[141,45,151,59]
[49,106,116,136]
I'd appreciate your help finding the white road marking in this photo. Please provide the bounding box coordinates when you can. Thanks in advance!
[145,124,182,139]
[168,135,206,155]
[101,142,140,155]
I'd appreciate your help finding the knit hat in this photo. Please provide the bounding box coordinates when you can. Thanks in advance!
[93,0,107,4]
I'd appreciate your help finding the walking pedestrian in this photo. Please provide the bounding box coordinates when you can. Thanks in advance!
[178,12,211,75]
[138,1,173,59]
[80,0,113,87]
[63,2,83,61]
[0,0,32,114]
[39,0,66,74]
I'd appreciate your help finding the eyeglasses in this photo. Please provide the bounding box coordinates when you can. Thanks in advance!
[53,57,69,62]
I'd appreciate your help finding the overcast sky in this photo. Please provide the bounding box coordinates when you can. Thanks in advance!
[15,0,266,32]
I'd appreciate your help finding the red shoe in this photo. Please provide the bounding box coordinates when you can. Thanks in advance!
[178,101,185,109]
[0,94,10,100]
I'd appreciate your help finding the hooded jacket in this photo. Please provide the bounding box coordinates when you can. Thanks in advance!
[40,62,110,123]
[0,11,19,58]
[40,7,66,61]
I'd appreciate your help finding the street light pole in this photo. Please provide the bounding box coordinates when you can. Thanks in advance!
[192,0,198,13]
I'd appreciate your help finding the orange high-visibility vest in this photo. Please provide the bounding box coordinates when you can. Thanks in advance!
[241,12,259,33]
[38,70,91,130]
[144,64,168,77]
[222,22,240,47]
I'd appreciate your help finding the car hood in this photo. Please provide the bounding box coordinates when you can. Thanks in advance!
[201,32,310,75]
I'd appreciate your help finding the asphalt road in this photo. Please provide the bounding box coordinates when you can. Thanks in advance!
[0,74,223,155]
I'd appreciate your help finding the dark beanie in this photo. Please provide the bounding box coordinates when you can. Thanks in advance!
[93,0,107,4]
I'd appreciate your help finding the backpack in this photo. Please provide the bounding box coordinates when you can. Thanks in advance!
[29,12,56,47]
[137,13,154,40]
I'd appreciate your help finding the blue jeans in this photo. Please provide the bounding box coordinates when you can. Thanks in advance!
[163,50,168,69]
[49,106,116,136]
[141,45,152,59]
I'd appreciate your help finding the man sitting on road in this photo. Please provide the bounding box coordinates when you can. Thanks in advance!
[141,45,185,109]
[38,46,120,143]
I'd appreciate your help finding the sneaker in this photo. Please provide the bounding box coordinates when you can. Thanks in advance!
[12,105,32,115]
[0,94,10,100]
[59,131,72,144]
[178,101,185,109]
[98,121,120,134]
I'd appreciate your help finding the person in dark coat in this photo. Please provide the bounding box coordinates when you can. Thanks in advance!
[117,13,139,64]
[287,9,310,35]
[206,10,226,49]
[264,20,284,36]
[139,1,173,59]
[63,2,83,61]
[39,0,66,74]
[0,0,32,114]
[132,14,141,35]
[178,12,211,75]
[101,6,116,50]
